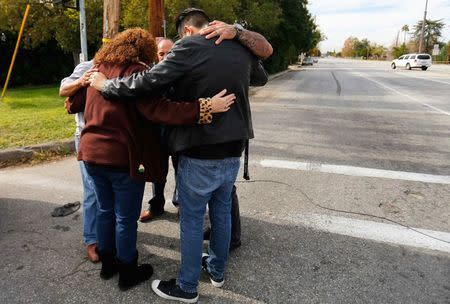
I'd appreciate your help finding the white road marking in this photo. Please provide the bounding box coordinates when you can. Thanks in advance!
[393,71,450,85]
[353,72,450,116]
[261,212,450,254]
[251,102,434,115]
[260,159,450,185]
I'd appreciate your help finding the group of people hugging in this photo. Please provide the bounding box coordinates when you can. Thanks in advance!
[59,7,272,303]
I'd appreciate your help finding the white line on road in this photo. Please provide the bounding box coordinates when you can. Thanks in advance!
[262,212,450,254]
[260,159,450,184]
[353,72,450,116]
[251,101,434,115]
[392,71,450,85]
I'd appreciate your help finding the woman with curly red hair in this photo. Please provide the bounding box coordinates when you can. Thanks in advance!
[66,28,235,290]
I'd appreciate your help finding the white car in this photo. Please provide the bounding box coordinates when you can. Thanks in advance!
[391,53,432,71]
[302,57,314,66]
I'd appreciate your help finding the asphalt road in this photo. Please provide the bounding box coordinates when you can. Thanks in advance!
[1,58,449,303]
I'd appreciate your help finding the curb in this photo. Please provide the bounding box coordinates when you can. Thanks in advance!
[268,68,293,81]
[0,139,75,164]
[250,67,294,96]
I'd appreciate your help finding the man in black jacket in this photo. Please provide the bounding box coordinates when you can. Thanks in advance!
[90,8,271,303]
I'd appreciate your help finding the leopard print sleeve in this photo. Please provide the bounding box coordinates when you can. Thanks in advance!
[198,98,213,124]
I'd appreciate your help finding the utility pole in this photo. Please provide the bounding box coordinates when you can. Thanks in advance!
[418,0,428,53]
[395,30,400,47]
[79,0,88,62]
[148,0,165,38]
[103,0,120,41]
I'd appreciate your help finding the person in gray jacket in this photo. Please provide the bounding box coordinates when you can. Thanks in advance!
[60,61,100,263]
[90,8,271,303]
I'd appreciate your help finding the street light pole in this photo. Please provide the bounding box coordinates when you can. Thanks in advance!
[418,0,428,53]
[79,0,88,62]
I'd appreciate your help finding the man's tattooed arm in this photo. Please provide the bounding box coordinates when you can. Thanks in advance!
[200,21,274,59]
[237,29,273,60]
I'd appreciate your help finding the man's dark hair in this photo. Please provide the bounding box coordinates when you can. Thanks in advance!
[176,8,210,37]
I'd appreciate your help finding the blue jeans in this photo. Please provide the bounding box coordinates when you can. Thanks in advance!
[176,156,240,293]
[75,134,97,245]
[85,164,145,263]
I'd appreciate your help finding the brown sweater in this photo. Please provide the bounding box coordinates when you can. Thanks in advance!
[67,62,203,182]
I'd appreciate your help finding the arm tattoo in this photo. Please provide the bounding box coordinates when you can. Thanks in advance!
[238,29,273,60]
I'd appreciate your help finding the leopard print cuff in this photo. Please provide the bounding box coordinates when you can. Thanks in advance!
[198,98,213,124]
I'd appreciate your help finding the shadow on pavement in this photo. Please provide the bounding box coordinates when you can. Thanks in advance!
[0,198,449,303]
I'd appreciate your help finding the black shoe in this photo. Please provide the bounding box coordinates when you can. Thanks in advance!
[151,279,198,303]
[118,252,153,291]
[98,251,118,280]
[201,254,225,288]
[203,227,211,241]
[229,241,241,252]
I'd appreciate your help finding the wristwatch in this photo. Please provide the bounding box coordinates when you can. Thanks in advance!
[233,23,244,40]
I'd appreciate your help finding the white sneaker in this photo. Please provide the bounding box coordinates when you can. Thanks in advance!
[201,253,225,288]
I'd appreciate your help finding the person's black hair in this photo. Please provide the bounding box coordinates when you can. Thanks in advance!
[175,8,210,37]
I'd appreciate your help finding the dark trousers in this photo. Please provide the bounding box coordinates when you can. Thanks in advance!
[149,155,179,214]
[230,185,241,246]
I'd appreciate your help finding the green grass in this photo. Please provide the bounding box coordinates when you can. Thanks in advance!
[0,85,74,149]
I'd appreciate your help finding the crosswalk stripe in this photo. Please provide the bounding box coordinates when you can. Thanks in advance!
[260,159,450,184]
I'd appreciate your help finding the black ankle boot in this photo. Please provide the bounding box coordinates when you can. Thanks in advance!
[118,251,153,291]
[98,251,118,280]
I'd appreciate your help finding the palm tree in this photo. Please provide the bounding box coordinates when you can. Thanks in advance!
[402,25,409,46]
[412,19,445,53]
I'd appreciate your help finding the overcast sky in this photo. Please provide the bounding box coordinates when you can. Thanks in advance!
[308,0,450,52]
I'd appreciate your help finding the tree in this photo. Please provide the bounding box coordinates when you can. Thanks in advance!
[235,0,282,38]
[411,19,445,53]
[401,24,409,45]
[392,44,408,59]
[352,38,370,58]
[165,0,308,73]
[164,0,282,39]
[53,1,103,63]
[0,0,103,64]
[371,43,386,59]
[341,36,386,59]
[436,40,450,62]
[164,0,241,37]
[263,0,316,72]
[121,0,148,29]
[309,27,325,54]
[342,37,357,57]
[2,0,320,83]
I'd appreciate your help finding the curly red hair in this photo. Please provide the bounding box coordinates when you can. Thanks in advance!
[94,28,157,65]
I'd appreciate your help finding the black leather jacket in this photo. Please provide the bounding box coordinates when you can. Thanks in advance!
[102,35,268,154]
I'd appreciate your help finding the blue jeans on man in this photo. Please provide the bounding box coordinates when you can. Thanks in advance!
[75,134,97,245]
[176,156,240,293]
